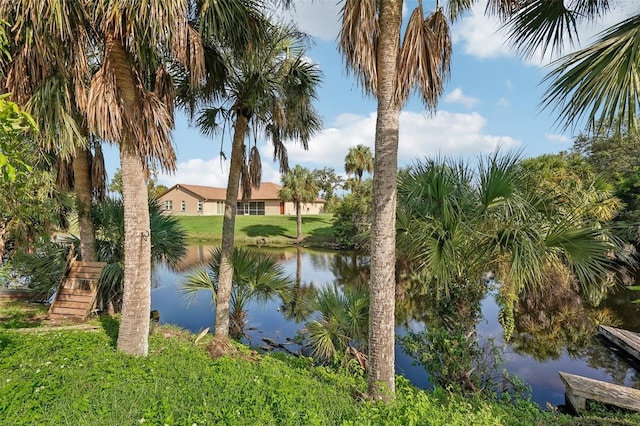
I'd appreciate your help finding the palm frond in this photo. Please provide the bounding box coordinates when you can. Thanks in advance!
[542,14,640,132]
[338,0,379,96]
[182,266,218,304]
[504,0,579,60]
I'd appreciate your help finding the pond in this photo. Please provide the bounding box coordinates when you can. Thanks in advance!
[151,245,640,408]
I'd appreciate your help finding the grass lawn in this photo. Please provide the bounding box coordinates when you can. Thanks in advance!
[3,302,640,426]
[177,214,336,247]
[0,302,567,426]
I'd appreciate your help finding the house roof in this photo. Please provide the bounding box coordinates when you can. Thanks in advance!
[161,182,325,203]
[166,182,285,201]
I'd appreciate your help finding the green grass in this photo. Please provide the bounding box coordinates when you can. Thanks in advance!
[0,303,640,426]
[177,214,336,247]
[2,302,639,425]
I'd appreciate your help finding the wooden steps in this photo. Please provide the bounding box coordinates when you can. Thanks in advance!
[559,372,640,413]
[598,325,640,364]
[48,260,105,321]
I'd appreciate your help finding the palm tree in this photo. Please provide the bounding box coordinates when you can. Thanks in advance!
[279,165,320,242]
[182,246,293,339]
[83,0,207,355]
[344,144,374,187]
[189,21,321,340]
[0,1,103,263]
[495,1,640,132]
[338,0,465,399]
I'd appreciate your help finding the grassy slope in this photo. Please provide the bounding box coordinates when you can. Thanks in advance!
[2,304,639,425]
[177,214,336,247]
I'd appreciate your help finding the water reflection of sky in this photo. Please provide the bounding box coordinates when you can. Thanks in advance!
[151,247,640,408]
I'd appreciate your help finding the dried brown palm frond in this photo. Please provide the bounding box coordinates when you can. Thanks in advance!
[339,0,379,96]
[240,154,252,201]
[171,16,205,85]
[396,4,451,110]
[56,157,74,191]
[133,90,176,172]
[154,64,175,119]
[248,145,262,188]
[87,61,123,144]
[91,141,107,201]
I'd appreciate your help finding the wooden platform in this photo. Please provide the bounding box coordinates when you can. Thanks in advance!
[48,260,105,321]
[598,325,640,364]
[559,372,640,413]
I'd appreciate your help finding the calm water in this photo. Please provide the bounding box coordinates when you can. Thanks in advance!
[151,245,640,407]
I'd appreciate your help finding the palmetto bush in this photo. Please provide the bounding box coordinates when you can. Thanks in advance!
[182,246,293,339]
[302,282,369,364]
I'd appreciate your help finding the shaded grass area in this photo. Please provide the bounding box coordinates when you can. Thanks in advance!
[0,301,48,329]
[176,214,335,247]
[1,303,639,425]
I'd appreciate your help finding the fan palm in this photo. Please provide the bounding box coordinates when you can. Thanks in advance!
[304,282,369,363]
[344,144,374,187]
[182,246,293,339]
[186,20,321,340]
[338,0,468,399]
[279,165,320,242]
[396,153,617,334]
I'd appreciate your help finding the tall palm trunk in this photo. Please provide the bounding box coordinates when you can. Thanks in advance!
[216,114,249,339]
[117,147,152,355]
[368,0,403,402]
[295,200,302,242]
[105,34,152,356]
[73,146,98,262]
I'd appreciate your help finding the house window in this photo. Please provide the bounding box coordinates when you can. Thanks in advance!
[180,200,186,212]
[164,200,173,211]
[197,201,203,212]
[236,201,265,215]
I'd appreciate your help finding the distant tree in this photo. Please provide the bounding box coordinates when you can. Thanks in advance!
[280,165,320,242]
[109,168,169,199]
[572,126,640,219]
[313,167,343,210]
[344,144,373,188]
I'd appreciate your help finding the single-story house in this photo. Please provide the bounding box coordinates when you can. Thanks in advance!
[157,182,325,216]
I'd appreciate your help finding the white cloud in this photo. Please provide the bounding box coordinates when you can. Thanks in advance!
[286,110,521,170]
[444,88,479,108]
[159,110,521,186]
[158,157,281,187]
[280,2,341,41]
[497,97,510,107]
[545,133,570,144]
[505,80,513,90]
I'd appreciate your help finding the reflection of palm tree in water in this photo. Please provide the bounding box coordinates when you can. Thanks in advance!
[281,246,317,323]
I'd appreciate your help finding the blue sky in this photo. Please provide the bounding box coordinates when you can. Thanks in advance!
[102,1,636,188]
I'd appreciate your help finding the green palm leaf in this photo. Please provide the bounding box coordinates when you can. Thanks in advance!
[542,14,640,132]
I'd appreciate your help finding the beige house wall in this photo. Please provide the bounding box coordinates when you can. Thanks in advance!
[159,185,325,216]
[159,188,202,215]
[282,201,324,215]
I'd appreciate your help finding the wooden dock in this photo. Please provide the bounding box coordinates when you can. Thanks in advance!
[598,325,640,364]
[48,260,105,321]
[559,372,640,413]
